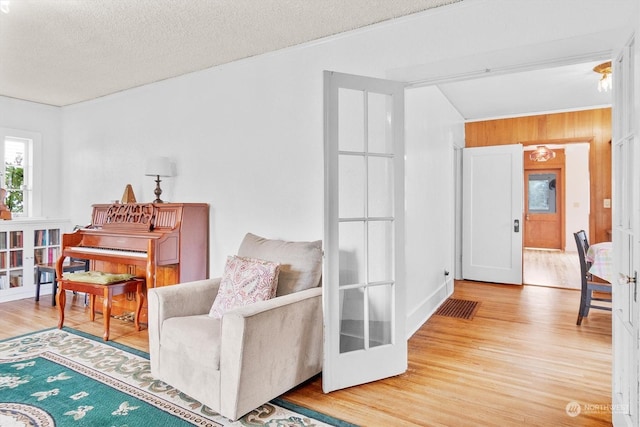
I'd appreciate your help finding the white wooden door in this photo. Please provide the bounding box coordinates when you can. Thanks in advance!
[323,70,407,392]
[612,36,639,427]
[462,144,523,285]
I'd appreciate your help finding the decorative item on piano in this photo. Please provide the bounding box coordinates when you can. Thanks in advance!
[144,156,173,203]
[121,184,137,204]
[0,188,11,220]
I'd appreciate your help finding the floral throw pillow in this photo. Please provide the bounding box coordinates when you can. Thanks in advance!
[208,256,280,318]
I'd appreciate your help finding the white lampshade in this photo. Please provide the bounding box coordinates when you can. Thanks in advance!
[145,156,173,177]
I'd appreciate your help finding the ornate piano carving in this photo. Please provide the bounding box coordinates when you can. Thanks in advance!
[57,203,209,323]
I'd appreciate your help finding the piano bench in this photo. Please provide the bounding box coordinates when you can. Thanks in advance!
[56,277,145,341]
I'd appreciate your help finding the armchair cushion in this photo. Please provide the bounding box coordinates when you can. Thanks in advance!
[161,314,222,370]
[208,255,280,318]
[237,233,322,296]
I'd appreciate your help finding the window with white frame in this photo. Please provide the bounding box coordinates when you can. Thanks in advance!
[1,130,36,218]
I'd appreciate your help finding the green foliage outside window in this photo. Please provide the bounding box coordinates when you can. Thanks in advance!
[4,164,23,213]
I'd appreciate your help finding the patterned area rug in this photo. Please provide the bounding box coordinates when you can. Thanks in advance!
[0,328,353,427]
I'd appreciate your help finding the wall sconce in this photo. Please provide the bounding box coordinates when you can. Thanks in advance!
[145,156,173,203]
[529,145,556,162]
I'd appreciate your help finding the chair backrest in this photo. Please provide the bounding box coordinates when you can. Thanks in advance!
[70,257,90,270]
[573,230,591,286]
[237,233,323,297]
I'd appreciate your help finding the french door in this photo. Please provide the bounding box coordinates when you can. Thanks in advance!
[323,70,406,392]
[612,36,639,427]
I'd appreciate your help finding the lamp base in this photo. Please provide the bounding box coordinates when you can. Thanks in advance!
[153,175,164,203]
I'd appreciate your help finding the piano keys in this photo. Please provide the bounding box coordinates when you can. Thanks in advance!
[66,247,147,259]
[56,202,209,323]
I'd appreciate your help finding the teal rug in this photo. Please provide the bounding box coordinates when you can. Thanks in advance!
[0,328,357,427]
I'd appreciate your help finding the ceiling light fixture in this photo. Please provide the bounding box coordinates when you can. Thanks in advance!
[529,146,556,162]
[593,61,612,92]
[0,0,9,14]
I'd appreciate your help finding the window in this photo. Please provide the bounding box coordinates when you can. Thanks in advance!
[3,137,30,215]
[527,173,557,214]
[1,129,38,218]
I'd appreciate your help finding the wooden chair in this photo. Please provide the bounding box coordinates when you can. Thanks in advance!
[35,258,89,306]
[574,230,612,325]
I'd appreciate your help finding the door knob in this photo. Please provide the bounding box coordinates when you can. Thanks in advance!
[620,272,637,284]
[620,272,638,302]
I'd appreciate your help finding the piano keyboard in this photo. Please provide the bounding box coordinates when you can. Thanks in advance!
[68,246,148,259]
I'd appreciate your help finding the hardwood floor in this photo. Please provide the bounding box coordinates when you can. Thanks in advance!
[523,248,581,290]
[0,281,611,426]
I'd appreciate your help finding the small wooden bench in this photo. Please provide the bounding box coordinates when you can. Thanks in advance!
[56,273,145,341]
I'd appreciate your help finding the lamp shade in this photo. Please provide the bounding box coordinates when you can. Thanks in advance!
[145,156,173,177]
[529,146,556,162]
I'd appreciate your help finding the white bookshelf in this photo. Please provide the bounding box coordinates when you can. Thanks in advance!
[0,219,71,303]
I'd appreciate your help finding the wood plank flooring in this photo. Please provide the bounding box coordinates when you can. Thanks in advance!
[0,281,611,426]
[523,248,581,289]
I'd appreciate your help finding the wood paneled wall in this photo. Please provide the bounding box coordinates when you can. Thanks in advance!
[465,108,612,244]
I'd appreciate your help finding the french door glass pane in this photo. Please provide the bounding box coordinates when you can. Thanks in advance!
[338,88,364,152]
[338,222,365,287]
[369,284,393,348]
[340,288,365,353]
[339,155,365,218]
[368,156,394,218]
[368,93,392,154]
[368,221,394,283]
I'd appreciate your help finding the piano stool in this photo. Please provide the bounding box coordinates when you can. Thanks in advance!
[56,277,145,341]
[35,258,89,306]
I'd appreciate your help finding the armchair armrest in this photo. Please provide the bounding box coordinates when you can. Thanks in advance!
[148,278,221,372]
[148,278,221,320]
[220,286,323,420]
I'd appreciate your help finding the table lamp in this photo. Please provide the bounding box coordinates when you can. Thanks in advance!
[145,156,173,203]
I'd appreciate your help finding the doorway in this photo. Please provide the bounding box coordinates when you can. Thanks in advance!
[522,143,590,288]
[523,147,567,251]
[524,166,563,250]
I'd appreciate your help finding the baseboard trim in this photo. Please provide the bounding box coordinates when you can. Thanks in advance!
[406,277,454,339]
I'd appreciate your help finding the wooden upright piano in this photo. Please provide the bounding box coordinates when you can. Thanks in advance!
[56,202,209,323]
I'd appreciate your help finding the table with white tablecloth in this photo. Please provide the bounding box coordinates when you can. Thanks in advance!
[585,241,613,283]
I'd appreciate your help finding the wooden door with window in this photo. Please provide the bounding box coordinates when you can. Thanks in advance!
[524,149,564,250]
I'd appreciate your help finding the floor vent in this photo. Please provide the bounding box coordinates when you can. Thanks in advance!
[435,298,480,320]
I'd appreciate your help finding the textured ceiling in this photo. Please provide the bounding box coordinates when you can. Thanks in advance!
[0,0,460,106]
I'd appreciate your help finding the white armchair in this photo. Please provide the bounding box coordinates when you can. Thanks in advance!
[147,233,323,421]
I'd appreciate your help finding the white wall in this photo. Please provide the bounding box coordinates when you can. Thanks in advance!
[60,0,631,265]
[405,86,464,336]
[564,143,591,250]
